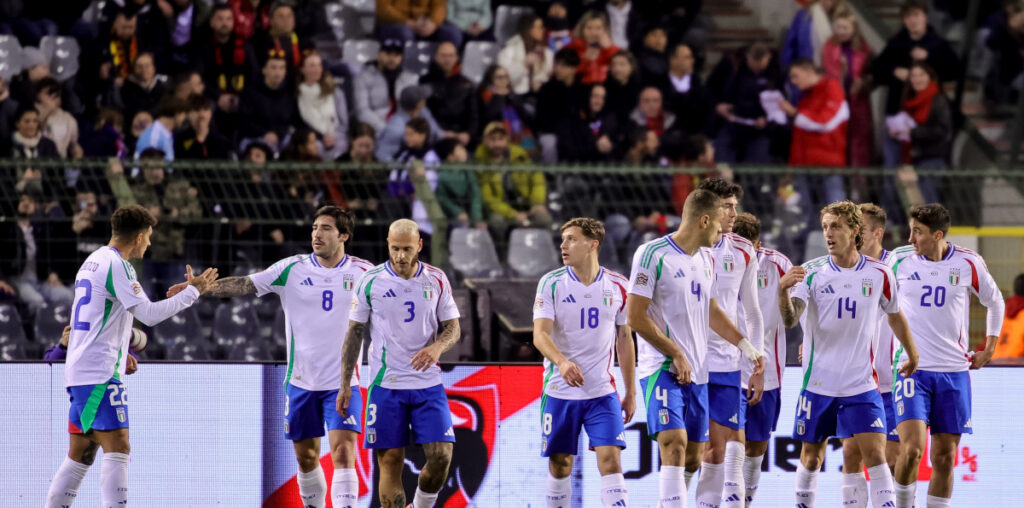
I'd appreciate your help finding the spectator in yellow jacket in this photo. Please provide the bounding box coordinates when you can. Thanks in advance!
[994,274,1024,362]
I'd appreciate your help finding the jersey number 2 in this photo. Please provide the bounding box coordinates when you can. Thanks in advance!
[72,279,92,331]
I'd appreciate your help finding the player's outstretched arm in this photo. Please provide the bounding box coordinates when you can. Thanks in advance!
[130,265,218,326]
[778,266,807,328]
[887,310,919,377]
[626,294,692,383]
[199,275,257,298]
[337,320,367,416]
[616,324,637,423]
[533,318,584,387]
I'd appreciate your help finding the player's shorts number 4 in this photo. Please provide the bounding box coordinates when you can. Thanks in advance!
[656,386,669,406]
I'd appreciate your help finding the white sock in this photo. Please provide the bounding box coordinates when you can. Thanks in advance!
[696,461,723,507]
[925,495,950,508]
[867,464,896,508]
[297,465,328,508]
[742,454,764,507]
[600,472,628,507]
[795,463,819,508]
[45,457,90,508]
[331,468,358,508]
[684,469,696,490]
[895,481,917,508]
[659,465,687,508]
[546,474,571,508]
[413,486,440,508]
[841,472,868,508]
[722,441,745,507]
[100,452,129,507]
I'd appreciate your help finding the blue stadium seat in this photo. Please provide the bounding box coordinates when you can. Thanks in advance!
[0,35,23,82]
[0,303,28,345]
[342,39,379,73]
[461,41,499,84]
[494,5,534,46]
[403,41,437,76]
[508,228,559,278]
[40,36,80,82]
[34,303,69,346]
[152,307,203,347]
[449,228,502,278]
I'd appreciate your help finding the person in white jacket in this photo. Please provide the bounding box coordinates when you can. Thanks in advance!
[296,51,349,159]
[497,13,553,95]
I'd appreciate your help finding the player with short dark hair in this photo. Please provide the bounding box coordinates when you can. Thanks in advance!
[201,205,372,508]
[44,205,218,508]
[533,217,635,507]
[888,204,1005,508]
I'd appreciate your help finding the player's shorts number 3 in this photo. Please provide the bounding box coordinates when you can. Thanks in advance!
[366,403,378,426]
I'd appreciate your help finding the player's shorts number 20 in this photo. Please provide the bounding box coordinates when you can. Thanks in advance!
[893,378,916,402]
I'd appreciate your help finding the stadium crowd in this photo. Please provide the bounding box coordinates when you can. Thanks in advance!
[1,0,1022,359]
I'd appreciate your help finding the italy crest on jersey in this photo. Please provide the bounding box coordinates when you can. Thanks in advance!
[723,255,734,272]
[343,274,354,291]
[757,270,768,289]
[949,269,960,285]
[423,284,434,300]
[603,290,613,307]
[862,279,873,297]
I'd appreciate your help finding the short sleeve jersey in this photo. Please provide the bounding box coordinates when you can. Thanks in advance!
[533,266,629,400]
[350,261,460,390]
[707,233,761,373]
[66,247,154,387]
[792,254,899,397]
[887,244,1003,372]
[738,248,793,390]
[250,253,374,391]
[872,249,897,393]
[629,235,716,384]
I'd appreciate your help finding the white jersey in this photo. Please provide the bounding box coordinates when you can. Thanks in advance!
[350,261,460,390]
[250,253,374,391]
[707,232,764,373]
[629,235,717,384]
[888,244,1004,372]
[792,254,899,397]
[872,249,897,393]
[66,246,199,387]
[738,248,793,391]
[534,266,629,400]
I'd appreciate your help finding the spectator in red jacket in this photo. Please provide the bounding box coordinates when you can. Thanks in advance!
[780,58,849,206]
[565,10,620,84]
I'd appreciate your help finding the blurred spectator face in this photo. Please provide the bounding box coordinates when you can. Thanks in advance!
[643,28,667,52]
[1010,8,1024,33]
[17,194,38,217]
[788,65,819,91]
[188,105,212,129]
[143,166,165,185]
[379,49,403,71]
[669,45,695,76]
[909,65,932,92]
[582,18,605,45]
[484,130,509,154]
[589,84,606,113]
[186,73,204,96]
[403,125,427,149]
[645,130,659,154]
[37,88,61,110]
[547,3,567,19]
[28,63,50,82]
[131,111,153,138]
[609,54,633,82]
[553,61,577,82]
[491,67,511,92]
[447,144,468,163]
[902,8,927,38]
[350,135,374,161]
[246,145,268,163]
[639,88,662,118]
[832,16,855,43]
[263,58,287,89]
[113,14,137,41]
[300,131,318,156]
[134,54,156,83]
[746,53,771,74]
[301,54,324,83]
[76,191,98,216]
[17,110,40,137]
[270,6,295,35]
[210,8,234,38]
[435,43,458,74]
[529,18,545,42]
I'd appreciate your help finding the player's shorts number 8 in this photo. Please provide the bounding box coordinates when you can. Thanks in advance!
[543,413,552,434]
[894,378,916,402]
[366,403,378,426]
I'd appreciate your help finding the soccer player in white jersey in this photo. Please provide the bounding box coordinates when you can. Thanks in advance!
[202,206,373,508]
[888,204,1005,508]
[337,219,461,508]
[836,203,901,508]
[778,201,919,508]
[533,218,636,508]
[692,178,765,508]
[627,190,764,508]
[731,213,793,506]
[44,205,218,508]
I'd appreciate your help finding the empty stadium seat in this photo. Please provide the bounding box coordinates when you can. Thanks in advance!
[461,41,498,84]
[0,342,27,360]
[449,228,502,278]
[325,2,370,41]
[212,302,259,348]
[403,41,437,76]
[342,39,379,72]
[40,36,80,82]
[34,303,70,346]
[0,303,28,345]
[227,341,272,361]
[0,35,23,82]
[270,306,287,346]
[166,341,212,361]
[152,307,203,347]
[494,5,534,46]
[508,228,559,278]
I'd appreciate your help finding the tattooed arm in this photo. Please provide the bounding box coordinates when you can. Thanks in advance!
[778,266,808,328]
[410,318,460,371]
[203,276,257,298]
[336,320,367,416]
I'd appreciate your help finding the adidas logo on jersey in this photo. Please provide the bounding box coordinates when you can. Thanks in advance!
[964,419,972,429]
[724,493,742,502]
[729,413,739,424]
[871,418,885,428]
[674,268,686,278]
[820,284,836,294]
[444,426,455,437]
[612,501,627,507]
[562,294,577,303]
[882,502,896,507]
[343,415,357,425]
[909,272,922,281]
[299,277,314,286]
[383,289,398,298]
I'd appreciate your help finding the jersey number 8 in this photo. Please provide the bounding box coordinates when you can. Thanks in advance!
[322,290,334,311]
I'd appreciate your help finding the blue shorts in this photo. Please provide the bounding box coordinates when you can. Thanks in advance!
[708,371,744,430]
[364,384,455,449]
[882,391,900,441]
[793,389,886,443]
[640,371,709,443]
[893,370,973,435]
[68,378,129,434]
[284,383,363,441]
[743,388,781,443]
[540,393,627,456]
